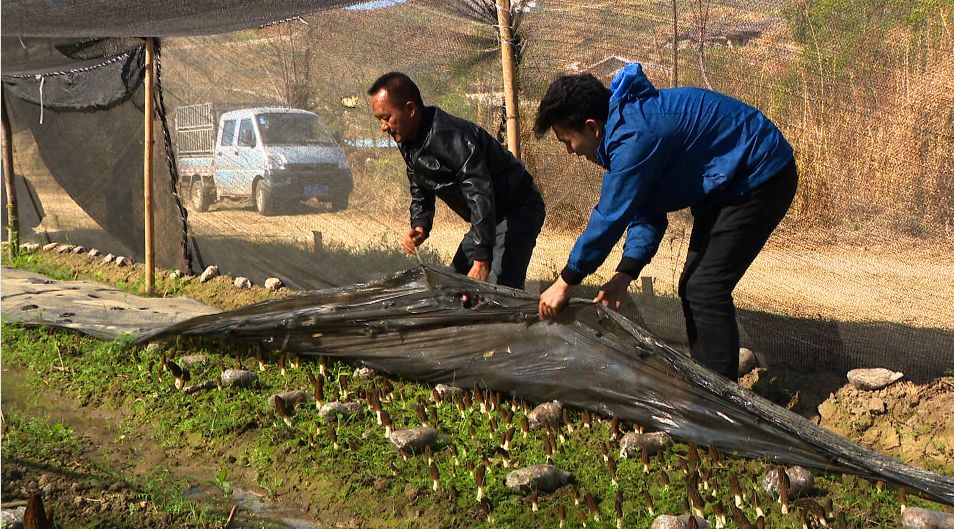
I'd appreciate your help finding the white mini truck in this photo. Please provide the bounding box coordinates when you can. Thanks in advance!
[175,104,352,215]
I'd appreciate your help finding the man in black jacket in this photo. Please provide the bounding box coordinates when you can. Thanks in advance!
[368,72,546,289]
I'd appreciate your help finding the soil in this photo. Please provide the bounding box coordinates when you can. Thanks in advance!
[740,368,954,476]
[1,368,224,528]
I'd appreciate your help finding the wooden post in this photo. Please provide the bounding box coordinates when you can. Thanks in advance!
[641,276,656,298]
[312,230,323,253]
[671,0,679,87]
[496,0,521,160]
[1,95,19,259]
[144,38,156,294]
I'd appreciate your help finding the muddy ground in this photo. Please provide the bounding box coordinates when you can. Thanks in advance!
[1,361,374,529]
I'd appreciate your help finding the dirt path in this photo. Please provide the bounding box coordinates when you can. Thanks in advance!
[21,181,954,330]
[186,203,954,330]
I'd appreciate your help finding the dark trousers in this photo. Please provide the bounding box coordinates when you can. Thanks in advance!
[452,190,546,290]
[678,159,798,381]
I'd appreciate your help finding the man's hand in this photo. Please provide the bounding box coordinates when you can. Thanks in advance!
[539,276,572,320]
[402,227,428,255]
[467,260,491,282]
[593,272,634,312]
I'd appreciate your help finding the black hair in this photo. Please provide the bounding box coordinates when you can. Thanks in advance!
[533,73,611,138]
[367,71,425,110]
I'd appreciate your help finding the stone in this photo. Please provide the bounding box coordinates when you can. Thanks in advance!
[264,277,284,290]
[178,355,208,366]
[434,384,464,398]
[115,256,130,267]
[199,265,219,283]
[88,248,101,257]
[56,244,75,253]
[221,369,257,388]
[353,367,375,380]
[71,245,87,254]
[651,514,710,529]
[848,368,903,390]
[168,269,182,280]
[102,253,115,264]
[145,342,164,354]
[42,242,59,251]
[527,401,563,430]
[233,277,252,289]
[183,380,216,395]
[318,401,363,420]
[19,243,40,252]
[504,464,572,494]
[388,427,439,453]
[902,507,954,529]
[403,484,420,502]
[762,466,814,498]
[1,506,26,528]
[619,431,673,458]
[268,390,314,410]
[739,347,758,375]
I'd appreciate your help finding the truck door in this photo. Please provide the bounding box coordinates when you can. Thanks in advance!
[234,118,264,194]
[215,119,240,194]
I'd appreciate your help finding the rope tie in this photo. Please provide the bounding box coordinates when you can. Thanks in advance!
[35,74,44,124]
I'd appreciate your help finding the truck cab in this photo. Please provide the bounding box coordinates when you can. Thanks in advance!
[177,105,352,215]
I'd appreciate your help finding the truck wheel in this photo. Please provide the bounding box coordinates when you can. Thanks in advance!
[254,181,276,216]
[330,193,349,212]
[191,180,212,212]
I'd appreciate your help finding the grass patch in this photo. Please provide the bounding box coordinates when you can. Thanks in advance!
[1,415,83,465]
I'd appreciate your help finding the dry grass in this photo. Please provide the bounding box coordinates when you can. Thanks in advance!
[778,28,954,241]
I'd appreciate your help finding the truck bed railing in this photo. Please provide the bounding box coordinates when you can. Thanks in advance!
[175,103,216,156]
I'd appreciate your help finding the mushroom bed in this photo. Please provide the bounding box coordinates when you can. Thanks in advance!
[1,245,952,528]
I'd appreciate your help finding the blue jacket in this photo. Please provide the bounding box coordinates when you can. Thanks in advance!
[561,63,794,285]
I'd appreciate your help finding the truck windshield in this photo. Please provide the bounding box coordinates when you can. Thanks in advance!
[255,113,335,146]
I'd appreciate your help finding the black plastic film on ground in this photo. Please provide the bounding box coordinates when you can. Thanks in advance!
[137,265,954,505]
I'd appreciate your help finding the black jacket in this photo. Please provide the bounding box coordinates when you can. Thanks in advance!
[399,106,540,262]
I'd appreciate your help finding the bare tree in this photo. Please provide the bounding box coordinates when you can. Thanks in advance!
[671,0,679,87]
[689,0,713,89]
[262,20,316,108]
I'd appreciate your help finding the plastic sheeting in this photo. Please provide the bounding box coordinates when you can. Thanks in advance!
[133,266,954,505]
[1,267,219,338]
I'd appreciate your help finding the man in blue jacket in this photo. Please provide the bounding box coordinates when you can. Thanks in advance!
[535,63,797,381]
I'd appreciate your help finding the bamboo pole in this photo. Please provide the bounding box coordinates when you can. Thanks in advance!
[671,0,679,87]
[144,38,156,294]
[2,94,19,259]
[496,0,521,160]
